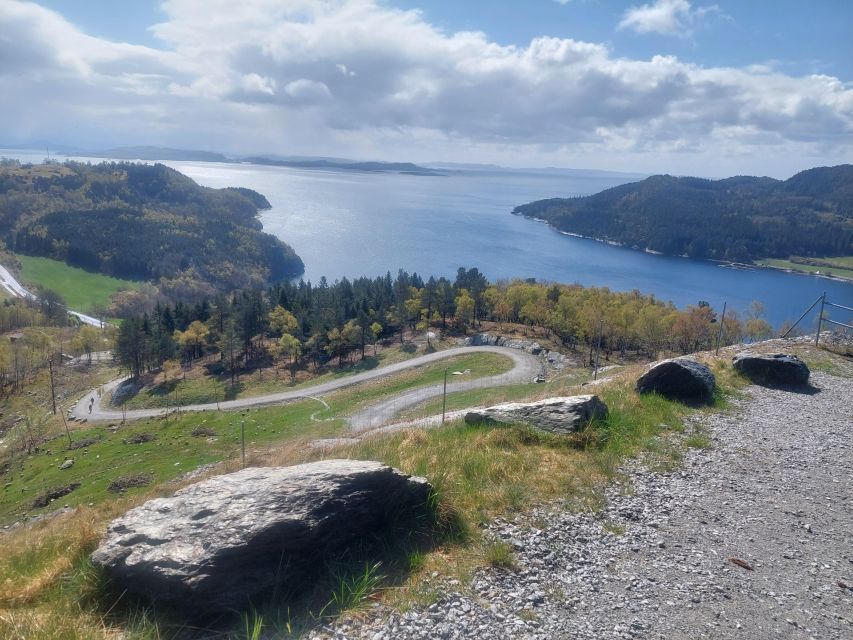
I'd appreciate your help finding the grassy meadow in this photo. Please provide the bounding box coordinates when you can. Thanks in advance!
[16,254,142,313]
[756,255,853,280]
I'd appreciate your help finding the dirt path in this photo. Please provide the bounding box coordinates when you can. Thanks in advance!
[70,346,541,425]
[317,369,853,639]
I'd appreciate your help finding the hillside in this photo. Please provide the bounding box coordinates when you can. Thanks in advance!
[0,160,303,295]
[512,165,853,261]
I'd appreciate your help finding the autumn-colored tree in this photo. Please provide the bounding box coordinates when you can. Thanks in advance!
[276,333,302,380]
[268,305,298,337]
[71,325,101,363]
[672,305,715,354]
[744,301,774,342]
[174,320,210,361]
[404,288,423,332]
[454,289,475,331]
[370,321,383,355]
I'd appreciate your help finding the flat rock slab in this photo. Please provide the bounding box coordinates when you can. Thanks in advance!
[732,352,810,386]
[464,395,607,434]
[91,460,431,610]
[636,358,715,403]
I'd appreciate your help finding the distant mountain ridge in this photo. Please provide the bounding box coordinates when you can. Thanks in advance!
[512,165,853,262]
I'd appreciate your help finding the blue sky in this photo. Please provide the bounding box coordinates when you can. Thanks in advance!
[2,0,852,176]
[36,0,853,78]
[396,1,853,78]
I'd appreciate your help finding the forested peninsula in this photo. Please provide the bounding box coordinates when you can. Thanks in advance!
[512,164,853,262]
[0,160,304,299]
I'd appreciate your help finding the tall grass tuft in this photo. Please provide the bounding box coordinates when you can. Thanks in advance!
[322,561,385,615]
[483,540,516,570]
[240,610,264,640]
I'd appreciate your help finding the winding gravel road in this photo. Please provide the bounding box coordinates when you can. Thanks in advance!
[70,346,542,427]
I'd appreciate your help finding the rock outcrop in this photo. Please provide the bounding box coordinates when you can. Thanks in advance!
[461,333,577,370]
[464,395,607,434]
[91,460,431,610]
[636,358,715,403]
[732,352,810,386]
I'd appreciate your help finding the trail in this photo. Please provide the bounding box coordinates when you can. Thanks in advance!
[70,346,542,426]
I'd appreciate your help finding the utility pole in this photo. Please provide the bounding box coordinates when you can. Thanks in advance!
[441,368,448,424]
[593,320,603,380]
[60,409,72,447]
[47,353,57,415]
[815,292,826,346]
[241,420,246,467]
[715,302,727,355]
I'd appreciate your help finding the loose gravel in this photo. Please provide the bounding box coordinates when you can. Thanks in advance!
[312,370,852,640]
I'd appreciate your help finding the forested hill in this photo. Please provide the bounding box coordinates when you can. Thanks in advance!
[0,160,303,294]
[512,165,853,261]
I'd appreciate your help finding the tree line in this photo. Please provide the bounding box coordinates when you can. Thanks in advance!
[114,267,777,380]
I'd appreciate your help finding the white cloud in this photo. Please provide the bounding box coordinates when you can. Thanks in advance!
[0,0,850,175]
[242,73,277,97]
[284,79,331,102]
[618,0,718,37]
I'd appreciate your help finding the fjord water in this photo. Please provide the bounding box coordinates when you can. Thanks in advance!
[168,160,850,329]
[8,151,852,328]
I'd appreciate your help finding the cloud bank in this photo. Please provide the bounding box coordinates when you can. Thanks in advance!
[1,0,851,175]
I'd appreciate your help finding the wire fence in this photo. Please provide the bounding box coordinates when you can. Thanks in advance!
[782,291,853,345]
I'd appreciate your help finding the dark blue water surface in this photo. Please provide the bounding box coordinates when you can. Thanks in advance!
[6,151,852,328]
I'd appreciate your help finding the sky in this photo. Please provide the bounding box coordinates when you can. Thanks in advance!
[1,0,852,177]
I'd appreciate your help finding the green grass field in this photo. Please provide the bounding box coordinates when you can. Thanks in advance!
[0,353,513,524]
[0,400,342,526]
[16,254,142,313]
[757,256,853,280]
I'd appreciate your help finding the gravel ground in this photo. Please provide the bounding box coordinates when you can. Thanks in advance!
[312,369,852,640]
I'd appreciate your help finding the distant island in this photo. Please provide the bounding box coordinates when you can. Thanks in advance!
[0,160,303,300]
[68,146,230,162]
[243,156,444,176]
[512,165,853,264]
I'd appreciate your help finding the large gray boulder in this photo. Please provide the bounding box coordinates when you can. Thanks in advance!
[636,358,715,403]
[91,460,431,610]
[732,352,810,386]
[464,395,607,434]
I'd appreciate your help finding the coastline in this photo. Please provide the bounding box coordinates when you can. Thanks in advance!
[514,211,853,284]
[514,212,695,258]
[751,262,853,283]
